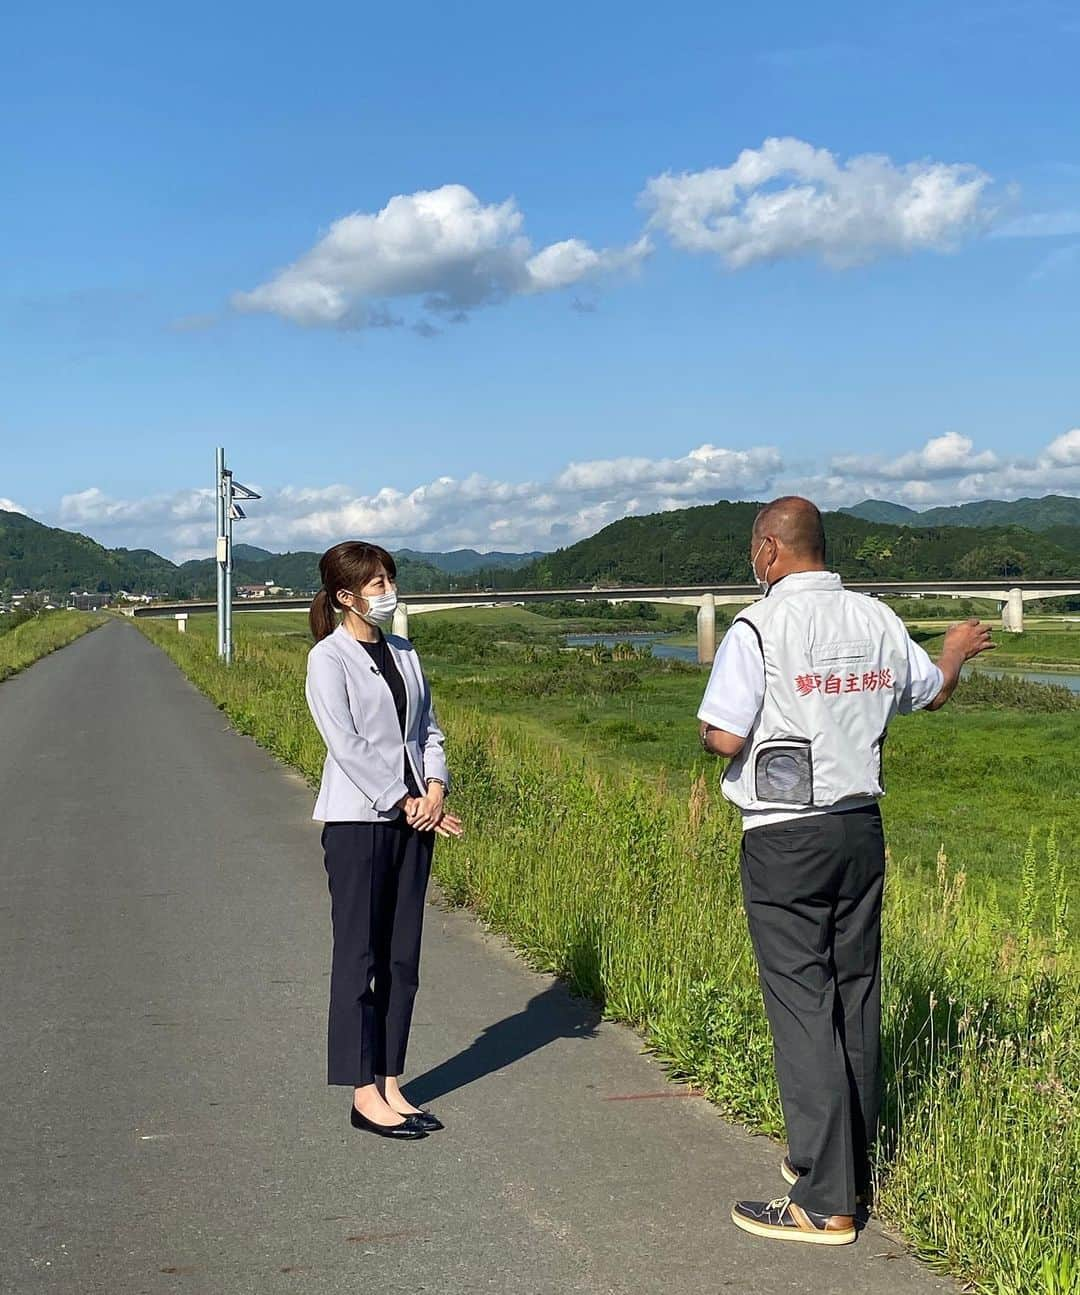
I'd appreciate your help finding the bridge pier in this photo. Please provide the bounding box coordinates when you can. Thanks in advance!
[1002,587,1024,634]
[393,601,410,640]
[697,594,716,666]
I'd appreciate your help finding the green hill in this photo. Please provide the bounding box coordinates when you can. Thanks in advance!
[0,510,179,596]
[6,499,1080,602]
[842,494,1080,532]
[521,500,1080,587]
[0,510,454,599]
[838,500,922,526]
[231,543,279,562]
[396,547,545,574]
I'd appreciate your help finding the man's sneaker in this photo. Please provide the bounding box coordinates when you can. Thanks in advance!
[731,1195,856,1245]
[780,1156,871,1209]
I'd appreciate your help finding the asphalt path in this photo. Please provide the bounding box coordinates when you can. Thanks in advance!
[0,620,955,1294]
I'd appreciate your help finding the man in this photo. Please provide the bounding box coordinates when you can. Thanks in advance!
[698,496,993,1246]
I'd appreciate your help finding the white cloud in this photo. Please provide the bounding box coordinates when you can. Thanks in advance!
[811,429,1080,507]
[641,137,992,269]
[0,497,30,515]
[34,431,1080,561]
[831,432,999,482]
[1044,428,1080,466]
[58,487,215,533]
[232,184,650,329]
[554,444,781,494]
[46,443,783,560]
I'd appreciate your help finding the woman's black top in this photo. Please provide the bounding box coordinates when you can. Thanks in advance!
[357,632,424,798]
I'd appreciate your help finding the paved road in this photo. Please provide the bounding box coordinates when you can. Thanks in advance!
[1,620,954,1295]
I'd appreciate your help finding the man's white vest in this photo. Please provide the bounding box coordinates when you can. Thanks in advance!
[722,571,914,813]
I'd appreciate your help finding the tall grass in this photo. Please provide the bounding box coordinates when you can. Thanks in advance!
[0,608,107,680]
[137,617,1079,1295]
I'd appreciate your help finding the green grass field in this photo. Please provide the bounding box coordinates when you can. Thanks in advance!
[410,609,1080,919]
[912,620,1080,668]
[162,605,1080,921]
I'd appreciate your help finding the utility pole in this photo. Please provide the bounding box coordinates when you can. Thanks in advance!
[215,447,226,660]
[215,447,261,664]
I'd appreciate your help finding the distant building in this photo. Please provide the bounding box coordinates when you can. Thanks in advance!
[236,581,276,598]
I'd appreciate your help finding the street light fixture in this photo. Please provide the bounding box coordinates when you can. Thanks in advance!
[215,446,261,664]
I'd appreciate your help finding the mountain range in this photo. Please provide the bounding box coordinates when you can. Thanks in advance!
[395,547,546,574]
[3,493,1079,599]
[518,498,1080,587]
[0,510,542,599]
[840,494,1080,531]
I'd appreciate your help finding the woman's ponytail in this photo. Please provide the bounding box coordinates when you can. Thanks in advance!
[309,587,337,642]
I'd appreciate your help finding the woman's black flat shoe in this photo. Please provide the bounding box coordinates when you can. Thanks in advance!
[404,1110,444,1132]
[349,1106,427,1139]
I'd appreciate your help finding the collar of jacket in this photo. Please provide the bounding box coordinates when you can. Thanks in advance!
[764,569,843,599]
[332,623,404,664]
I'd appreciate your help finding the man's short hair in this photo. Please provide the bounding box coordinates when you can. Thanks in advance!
[753,496,826,560]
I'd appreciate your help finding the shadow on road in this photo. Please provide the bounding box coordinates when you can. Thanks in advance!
[405,982,602,1104]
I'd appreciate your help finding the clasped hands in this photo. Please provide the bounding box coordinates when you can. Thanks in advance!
[400,782,464,838]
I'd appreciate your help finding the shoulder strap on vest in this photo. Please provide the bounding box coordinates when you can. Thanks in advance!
[731,614,764,659]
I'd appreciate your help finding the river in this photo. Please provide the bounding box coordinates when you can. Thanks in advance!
[563,632,1080,694]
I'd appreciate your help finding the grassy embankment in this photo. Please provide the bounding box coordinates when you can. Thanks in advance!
[135,609,1078,1295]
[409,607,1080,918]
[397,602,1079,916]
[0,608,108,681]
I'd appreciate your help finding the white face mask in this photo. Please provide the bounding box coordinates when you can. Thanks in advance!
[355,589,398,626]
[750,537,774,594]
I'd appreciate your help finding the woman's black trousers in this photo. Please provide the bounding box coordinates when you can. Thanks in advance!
[321,818,434,1086]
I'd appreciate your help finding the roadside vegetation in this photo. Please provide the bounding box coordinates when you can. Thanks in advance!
[135,608,1079,1295]
[0,607,108,681]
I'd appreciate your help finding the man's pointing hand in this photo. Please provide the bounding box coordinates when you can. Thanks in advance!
[943,617,996,662]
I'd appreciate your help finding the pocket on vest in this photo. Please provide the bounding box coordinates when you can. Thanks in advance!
[754,740,814,806]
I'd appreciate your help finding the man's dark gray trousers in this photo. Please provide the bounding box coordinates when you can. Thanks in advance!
[740,803,885,1217]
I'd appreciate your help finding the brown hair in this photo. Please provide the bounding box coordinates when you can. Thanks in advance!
[309,541,397,642]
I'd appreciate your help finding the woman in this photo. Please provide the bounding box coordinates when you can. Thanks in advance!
[305,541,463,1141]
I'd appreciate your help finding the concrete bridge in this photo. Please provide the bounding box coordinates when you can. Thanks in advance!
[129,579,1080,664]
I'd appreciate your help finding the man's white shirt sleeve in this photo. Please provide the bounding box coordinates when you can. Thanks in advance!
[696,621,765,737]
[899,635,945,713]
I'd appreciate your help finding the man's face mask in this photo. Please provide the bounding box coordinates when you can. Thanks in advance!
[751,537,775,593]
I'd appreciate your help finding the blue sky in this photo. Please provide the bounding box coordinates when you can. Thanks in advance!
[2,0,1078,559]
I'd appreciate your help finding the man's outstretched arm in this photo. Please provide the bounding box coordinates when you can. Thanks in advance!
[925,617,996,711]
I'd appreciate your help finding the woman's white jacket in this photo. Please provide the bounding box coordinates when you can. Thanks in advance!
[305,624,450,823]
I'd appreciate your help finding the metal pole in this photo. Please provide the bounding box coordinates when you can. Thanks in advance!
[224,470,234,663]
[215,447,225,659]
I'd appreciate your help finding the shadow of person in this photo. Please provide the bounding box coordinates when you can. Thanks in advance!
[404,981,602,1106]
